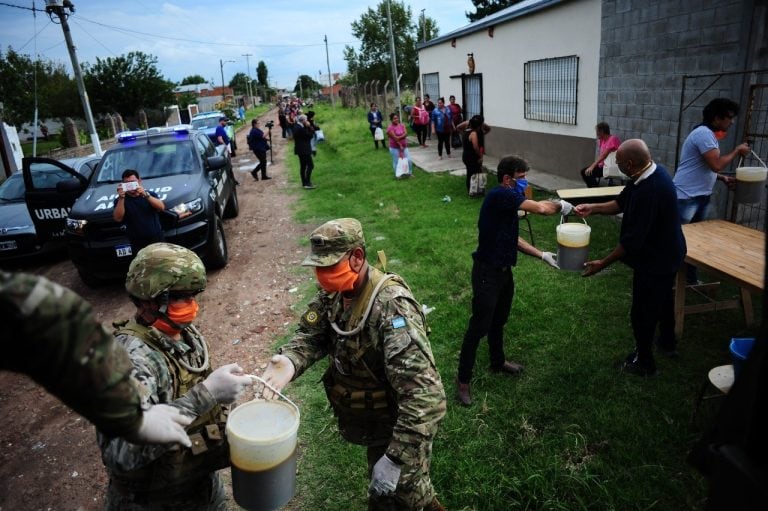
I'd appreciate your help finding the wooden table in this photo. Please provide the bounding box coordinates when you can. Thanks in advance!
[674,220,764,336]
[557,186,625,205]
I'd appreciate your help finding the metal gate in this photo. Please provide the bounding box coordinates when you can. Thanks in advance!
[733,83,768,230]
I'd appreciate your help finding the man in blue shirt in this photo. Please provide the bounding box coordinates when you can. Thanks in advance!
[576,139,686,377]
[215,116,231,154]
[456,156,570,406]
[113,169,165,254]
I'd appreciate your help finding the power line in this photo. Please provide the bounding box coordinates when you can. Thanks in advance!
[0,1,41,11]
[71,18,118,58]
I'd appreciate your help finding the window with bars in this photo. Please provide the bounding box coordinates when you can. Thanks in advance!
[422,73,439,101]
[524,55,579,124]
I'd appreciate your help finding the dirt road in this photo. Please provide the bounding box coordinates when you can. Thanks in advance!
[0,111,312,510]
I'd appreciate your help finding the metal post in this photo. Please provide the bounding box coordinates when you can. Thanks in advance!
[242,53,253,106]
[219,59,235,102]
[421,9,426,43]
[386,0,401,116]
[45,0,102,156]
[324,34,334,106]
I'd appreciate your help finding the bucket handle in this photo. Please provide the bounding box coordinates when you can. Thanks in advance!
[737,150,767,169]
[246,374,300,416]
[559,215,588,226]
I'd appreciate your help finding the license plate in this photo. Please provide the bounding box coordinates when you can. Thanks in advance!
[0,240,18,251]
[115,244,133,257]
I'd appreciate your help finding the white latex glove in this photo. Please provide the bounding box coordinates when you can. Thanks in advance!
[559,200,574,216]
[368,454,402,497]
[261,355,296,400]
[541,252,559,269]
[130,404,193,447]
[202,363,252,404]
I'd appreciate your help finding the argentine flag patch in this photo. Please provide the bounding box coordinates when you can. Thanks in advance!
[391,316,406,329]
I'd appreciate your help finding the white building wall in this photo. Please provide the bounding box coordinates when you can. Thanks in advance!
[419,0,601,139]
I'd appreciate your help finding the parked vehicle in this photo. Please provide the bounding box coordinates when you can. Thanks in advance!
[191,111,237,154]
[57,125,238,285]
[0,155,99,264]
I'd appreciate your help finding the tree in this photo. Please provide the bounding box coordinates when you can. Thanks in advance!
[466,0,523,22]
[293,75,322,95]
[344,1,438,88]
[228,72,251,95]
[256,60,270,103]
[82,51,175,117]
[0,47,80,126]
[180,74,207,85]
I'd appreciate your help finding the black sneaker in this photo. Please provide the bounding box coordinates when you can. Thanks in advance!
[620,360,658,377]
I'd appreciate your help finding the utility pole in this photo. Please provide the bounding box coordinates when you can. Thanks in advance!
[242,53,253,107]
[324,34,334,107]
[219,59,234,102]
[385,0,401,116]
[44,0,102,156]
[421,9,426,43]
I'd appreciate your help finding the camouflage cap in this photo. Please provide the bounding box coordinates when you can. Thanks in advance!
[302,218,365,267]
[125,242,207,300]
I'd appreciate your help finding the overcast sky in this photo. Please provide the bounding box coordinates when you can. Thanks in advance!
[1,0,476,89]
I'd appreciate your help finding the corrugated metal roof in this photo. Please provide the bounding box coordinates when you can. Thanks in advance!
[418,0,567,50]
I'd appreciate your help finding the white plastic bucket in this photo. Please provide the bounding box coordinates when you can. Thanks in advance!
[227,400,300,511]
[735,166,767,204]
[556,221,591,271]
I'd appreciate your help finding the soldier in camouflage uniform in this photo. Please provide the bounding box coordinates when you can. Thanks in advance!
[1,270,191,445]
[262,218,447,511]
[98,243,252,510]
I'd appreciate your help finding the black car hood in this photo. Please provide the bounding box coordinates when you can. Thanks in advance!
[0,201,35,235]
[70,174,204,219]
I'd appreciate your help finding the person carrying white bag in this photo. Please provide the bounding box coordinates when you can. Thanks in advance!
[386,112,413,179]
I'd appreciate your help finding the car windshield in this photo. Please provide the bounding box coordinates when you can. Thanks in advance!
[95,140,198,183]
[0,174,24,201]
[191,117,219,130]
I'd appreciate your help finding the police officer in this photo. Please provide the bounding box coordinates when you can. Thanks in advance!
[1,271,191,446]
[98,243,252,510]
[262,218,447,511]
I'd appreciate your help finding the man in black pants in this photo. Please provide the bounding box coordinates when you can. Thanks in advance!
[456,156,570,406]
[293,114,315,189]
[575,139,686,377]
[247,119,271,181]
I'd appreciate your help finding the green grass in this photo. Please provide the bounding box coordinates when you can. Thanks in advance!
[273,104,761,510]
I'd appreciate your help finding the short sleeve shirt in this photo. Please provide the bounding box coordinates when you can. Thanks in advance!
[473,186,526,268]
[114,191,163,242]
[672,125,719,198]
[598,135,621,168]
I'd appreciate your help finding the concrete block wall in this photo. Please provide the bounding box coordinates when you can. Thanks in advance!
[598,0,765,172]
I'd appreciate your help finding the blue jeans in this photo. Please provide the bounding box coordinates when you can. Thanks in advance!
[677,195,710,283]
[389,147,412,175]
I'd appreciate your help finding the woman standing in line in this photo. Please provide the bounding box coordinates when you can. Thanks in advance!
[368,103,384,149]
[386,112,412,178]
[460,115,487,191]
[431,97,453,160]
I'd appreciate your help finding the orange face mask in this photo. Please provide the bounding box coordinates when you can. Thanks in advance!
[153,299,199,336]
[315,257,358,293]
[714,130,727,140]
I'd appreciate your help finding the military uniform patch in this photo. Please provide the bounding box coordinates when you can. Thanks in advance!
[391,316,406,329]
[304,310,319,325]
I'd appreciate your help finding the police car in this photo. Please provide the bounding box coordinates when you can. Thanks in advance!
[191,111,237,154]
[61,125,238,285]
[0,155,100,264]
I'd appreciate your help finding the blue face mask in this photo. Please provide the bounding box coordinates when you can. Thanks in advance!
[514,178,528,195]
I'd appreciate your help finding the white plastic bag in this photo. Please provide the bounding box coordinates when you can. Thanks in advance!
[374,127,384,141]
[396,157,410,178]
[315,129,325,142]
[469,172,487,196]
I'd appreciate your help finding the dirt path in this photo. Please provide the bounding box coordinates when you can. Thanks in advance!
[0,109,312,510]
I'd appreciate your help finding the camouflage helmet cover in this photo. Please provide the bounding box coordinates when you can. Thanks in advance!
[125,243,207,300]
[302,218,365,267]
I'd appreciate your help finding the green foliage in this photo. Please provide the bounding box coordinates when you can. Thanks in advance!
[466,0,524,22]
[345,1,438,87]
[228,72,251,95]
[180,74,206,85]
[82,51,175,118]
[177,92,198,110]
[272,104,759,510]
[256,61,269,87]
[0,47,80,125]
[294,74,323,95]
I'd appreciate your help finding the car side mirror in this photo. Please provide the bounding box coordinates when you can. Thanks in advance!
[56,178,86,193]
[206,155,227,171]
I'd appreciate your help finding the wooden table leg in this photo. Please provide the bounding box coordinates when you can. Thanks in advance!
[740,287,754,326]
[674,266,687,338]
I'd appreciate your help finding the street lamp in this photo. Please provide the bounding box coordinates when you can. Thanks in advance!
[219,59,235,102]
